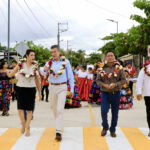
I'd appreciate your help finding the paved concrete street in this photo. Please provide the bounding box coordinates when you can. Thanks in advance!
[0,95,147,128]
[0,86,150,150]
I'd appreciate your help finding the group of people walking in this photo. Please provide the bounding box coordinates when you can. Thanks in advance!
[0,45,150,141]
[67,58,135,110]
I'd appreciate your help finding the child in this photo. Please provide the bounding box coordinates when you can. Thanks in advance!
[85,67,93,101]
[76,65,88,101]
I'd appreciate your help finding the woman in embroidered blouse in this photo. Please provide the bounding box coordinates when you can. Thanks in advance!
[7,49,41,136]
[0,59,12,116]
[89,63,101,104]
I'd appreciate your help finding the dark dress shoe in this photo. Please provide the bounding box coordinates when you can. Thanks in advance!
[1,112,5,116]
[101,129,108,136]
[110,132,117,138]
[55,133,62,141]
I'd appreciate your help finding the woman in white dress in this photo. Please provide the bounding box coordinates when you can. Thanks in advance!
[76,65,88,101]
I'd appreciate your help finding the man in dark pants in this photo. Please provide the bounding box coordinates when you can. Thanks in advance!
[136,60,150,137]
[39,67,49,102]
[96,51,126,137]
[41,84,49,102]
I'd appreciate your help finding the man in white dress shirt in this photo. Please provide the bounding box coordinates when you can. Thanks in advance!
[136,60,150,137]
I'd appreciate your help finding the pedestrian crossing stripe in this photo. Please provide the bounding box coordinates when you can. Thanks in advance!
[0,127,150,150]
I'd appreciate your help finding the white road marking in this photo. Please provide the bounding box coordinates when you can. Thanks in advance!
[0,128,8,136]
[11,128,44,150]
[105,128,133,150]
[59,127,83,150]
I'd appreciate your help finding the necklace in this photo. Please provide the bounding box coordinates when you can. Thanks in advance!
[144,60,150,77]
[48,56,66,78]
[98,61,123,78]
[18,58,38,78]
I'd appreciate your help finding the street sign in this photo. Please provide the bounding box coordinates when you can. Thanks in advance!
[15,42,29,57]
[148,45,150,57]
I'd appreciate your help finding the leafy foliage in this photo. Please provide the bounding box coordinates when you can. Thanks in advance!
[99,0,150,59]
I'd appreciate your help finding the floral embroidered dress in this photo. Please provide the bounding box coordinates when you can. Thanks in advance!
[65,71,82,108]
[89,71,101,104]
[119,84,133,109]
[0,72,12,112]
[119,71,133,109]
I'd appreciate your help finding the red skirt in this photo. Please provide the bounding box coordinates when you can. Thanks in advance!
[77,77,87,101]
[85,79,93,101]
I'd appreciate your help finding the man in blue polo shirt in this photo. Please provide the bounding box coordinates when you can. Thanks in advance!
[44,45,74,141]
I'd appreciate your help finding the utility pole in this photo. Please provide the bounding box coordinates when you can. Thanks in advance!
[57,22,68,50]
[67,40,69,51]
[71,48,72,66]
[107,19,118,33]
[66,40,71,61]
[57,23,60,50]
[8,0,10,65]
[67,40,71,51]
[117,21,118,34]
[107,19,119,58]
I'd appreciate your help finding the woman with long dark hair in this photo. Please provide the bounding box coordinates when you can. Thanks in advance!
[89,63,101,104]
[7,49,41,136]
[0,59,12,116]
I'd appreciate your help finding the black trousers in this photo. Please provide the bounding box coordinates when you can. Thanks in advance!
[144,97,150,129]
[41,85,49,101]
[129,81,133,95]
[12,84,17,101]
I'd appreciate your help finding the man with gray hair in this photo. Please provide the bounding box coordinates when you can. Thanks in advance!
[44,45,74,141]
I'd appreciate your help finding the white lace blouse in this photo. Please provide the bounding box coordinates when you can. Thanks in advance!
[17,63,36,88]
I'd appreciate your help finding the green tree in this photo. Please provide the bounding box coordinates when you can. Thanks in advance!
[129,0,150,56]
[99,0,150,64]
[0,43,6,50]
[26,41,51,66]
[87,53,102,64]
[65,49,86,66]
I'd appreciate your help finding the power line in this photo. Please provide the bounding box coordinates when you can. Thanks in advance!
[23,0,50,36]
[0,6,7,23]
[0,0,8,23]
[47,0,62,20]
[15,0,39,39]
[57,0,66,19]
[85,0,130,19]
[0,4,7,42]
[34,0,58,23]
[16,0,38,38]
[3,0,38,38]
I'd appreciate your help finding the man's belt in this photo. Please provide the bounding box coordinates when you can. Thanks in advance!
[51,82,67,86]
[106,91,119,95]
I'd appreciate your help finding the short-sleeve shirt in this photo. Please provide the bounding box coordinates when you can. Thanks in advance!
[17,63,36,88]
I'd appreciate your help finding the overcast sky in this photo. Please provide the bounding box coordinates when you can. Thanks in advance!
[0,0,144,54]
